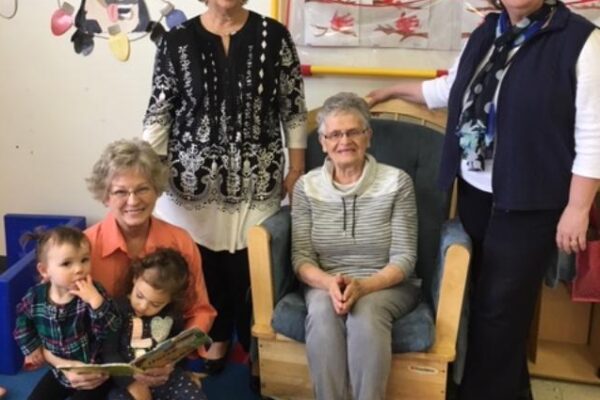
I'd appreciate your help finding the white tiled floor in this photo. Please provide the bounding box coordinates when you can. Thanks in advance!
[532,378,600,400]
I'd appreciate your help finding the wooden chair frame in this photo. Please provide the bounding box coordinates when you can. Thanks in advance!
[248,99,470,399]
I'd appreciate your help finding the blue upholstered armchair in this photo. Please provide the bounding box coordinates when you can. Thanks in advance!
[248,99,471,399]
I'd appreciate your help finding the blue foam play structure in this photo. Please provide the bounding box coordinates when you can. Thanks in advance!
[0,214,86,374]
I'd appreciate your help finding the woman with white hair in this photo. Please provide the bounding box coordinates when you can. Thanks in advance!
[292,92,420,400]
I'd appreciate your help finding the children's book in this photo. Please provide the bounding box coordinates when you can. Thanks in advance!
[57,328,212,376]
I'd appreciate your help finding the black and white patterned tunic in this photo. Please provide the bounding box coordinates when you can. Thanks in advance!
[143,11,307,252]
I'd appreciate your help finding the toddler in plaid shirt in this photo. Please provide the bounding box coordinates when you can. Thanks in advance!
[13,226,120,400]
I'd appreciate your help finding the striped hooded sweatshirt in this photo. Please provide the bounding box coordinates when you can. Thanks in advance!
[292,155,418,281]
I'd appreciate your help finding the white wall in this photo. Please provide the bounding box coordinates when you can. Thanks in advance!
[0,0,456,255]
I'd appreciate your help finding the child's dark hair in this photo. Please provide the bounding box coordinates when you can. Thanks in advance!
[128,248,191,314]
[22,226,90,263]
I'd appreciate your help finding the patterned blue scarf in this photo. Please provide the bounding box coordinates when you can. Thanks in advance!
[456,0,557,171]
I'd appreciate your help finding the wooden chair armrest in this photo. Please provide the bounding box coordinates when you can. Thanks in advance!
[248,225,276,339]
[370,98,447,132]
[430,243,470,360]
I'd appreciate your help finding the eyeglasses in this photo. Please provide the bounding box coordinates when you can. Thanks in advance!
[322,128,368,141]
[109,186,154,201]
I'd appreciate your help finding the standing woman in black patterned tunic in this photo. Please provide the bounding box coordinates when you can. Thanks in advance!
[142,0,307,373]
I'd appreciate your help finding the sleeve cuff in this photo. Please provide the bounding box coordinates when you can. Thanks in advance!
[286,129,308,149]
[572,160,600,179]
[422,78,449,110]
[292,258,317,274]
[389,257,415,278]
[285,114,308,149]
[89,298,110,319]
[142,124,169,156]
[21,340,42,356]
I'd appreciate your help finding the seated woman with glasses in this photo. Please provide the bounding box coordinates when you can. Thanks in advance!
[40,138,216,392]
[291,92,421,400]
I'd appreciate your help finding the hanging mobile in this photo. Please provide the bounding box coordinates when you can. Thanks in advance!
[41,0,174,60]
[50,2,75,36]
[160,1,187,30]
[107,24,131,62]
[0,0,18,20]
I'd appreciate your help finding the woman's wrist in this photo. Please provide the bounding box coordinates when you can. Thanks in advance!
[288,166,305,174]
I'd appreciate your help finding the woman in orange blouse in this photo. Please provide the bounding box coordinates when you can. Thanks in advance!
[81,138,216,390]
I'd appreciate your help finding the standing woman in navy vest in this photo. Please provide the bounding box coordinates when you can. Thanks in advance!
[368,1,600,399]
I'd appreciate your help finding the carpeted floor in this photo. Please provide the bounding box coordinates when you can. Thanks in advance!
[3,363,600,399]
[0,366,47,400]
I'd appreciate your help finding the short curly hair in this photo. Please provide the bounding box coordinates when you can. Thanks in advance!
[316,92,372,136]
[126,248,193,315]
[86,138,169,203]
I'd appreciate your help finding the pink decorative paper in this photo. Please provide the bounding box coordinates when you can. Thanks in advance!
[460,0,494,46]
[566,0,600,24]
[294,0,600,50]
[305,0,360,46]
[361,3,430,48]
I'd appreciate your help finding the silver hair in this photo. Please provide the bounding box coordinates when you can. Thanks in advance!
[86,138,169,203]
[316,92,371,136]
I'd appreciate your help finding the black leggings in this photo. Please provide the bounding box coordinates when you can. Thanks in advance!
[457,178,562,400]
[28,370,110,400]
[198,245,252,352]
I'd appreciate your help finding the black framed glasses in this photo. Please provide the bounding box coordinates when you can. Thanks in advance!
[322,128,368,141]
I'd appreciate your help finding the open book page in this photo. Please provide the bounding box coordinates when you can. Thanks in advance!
[57,327,212,376]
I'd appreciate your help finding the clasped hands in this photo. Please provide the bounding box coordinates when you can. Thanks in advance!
[328,274,365,315]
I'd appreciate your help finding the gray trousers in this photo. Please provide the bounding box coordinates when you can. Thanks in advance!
[304,283,420,400]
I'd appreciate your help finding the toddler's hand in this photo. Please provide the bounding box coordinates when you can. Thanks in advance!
[127,380,152,400]
[70,275,104,309]
[133,364,174,388]
[24,347,45,371]
[62,360,108,390]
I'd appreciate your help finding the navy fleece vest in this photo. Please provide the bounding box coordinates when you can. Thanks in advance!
[438,3,596,210]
